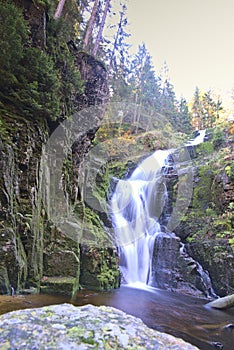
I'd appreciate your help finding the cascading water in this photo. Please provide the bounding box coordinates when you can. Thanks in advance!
[111,150,170,286]
[186,129,206,146]
[111,130,215,295]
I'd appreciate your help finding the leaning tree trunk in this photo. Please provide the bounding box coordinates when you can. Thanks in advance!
[93,0,111,56]
[207,294,234,309]
[83,0,99,51]
[54,0,67,19]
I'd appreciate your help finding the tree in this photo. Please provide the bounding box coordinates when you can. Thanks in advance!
[93,0,111,56]
[0,1,28,93]
[0,1,66,120]
[176,97,192,133]
[201,90,223,128]
[54,0,67,19]
[107,3,130,73]
[191,87,203,129]
[190,87,223,129]
[83,0,99,51]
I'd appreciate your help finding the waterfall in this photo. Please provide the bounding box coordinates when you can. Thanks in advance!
[111,150,170,286]
[111,130,216,296]
[186,129,206,146]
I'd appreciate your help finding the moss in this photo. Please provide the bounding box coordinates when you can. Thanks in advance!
[80,246,120,291]
[82,207,111,247]
[192,165,215,212]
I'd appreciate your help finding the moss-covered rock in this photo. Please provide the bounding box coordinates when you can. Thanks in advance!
[173,129,234,296]
[187,240,234,296]
[80,245,120,291]
[0,303,199,349]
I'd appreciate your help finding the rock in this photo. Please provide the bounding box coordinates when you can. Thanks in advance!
[207,293,234,309]
[0,303,199,349]
[186,241,234,296]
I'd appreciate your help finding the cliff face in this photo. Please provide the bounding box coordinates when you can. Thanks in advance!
[0,115,48,293]
[0,1,120,295]
[173,134,234,297]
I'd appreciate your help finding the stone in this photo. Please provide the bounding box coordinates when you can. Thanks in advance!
[0,303,199,349]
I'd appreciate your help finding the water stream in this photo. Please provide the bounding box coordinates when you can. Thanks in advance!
[111,149,169,287]
[111,131,210,291]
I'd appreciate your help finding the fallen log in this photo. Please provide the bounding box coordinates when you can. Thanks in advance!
[207,294,234,309]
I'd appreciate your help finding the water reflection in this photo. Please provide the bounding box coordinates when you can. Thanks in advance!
[1,286,234,350]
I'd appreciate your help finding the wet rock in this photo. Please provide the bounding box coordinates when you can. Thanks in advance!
[187,241,234,296]
[0,303,199,349]
[211,342,223,349]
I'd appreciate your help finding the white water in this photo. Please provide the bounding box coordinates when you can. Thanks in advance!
[111,150,170,285]
[186,129,206,146]
[111,131,207,288]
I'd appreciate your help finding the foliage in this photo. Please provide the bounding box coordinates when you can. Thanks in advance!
[213,128,225,149]
[0,1,28,91]
[0,1,60,120]
[190,87,223,129]
[225,162,234,182]
[12,48,60,119]
[46,18,84,117]
[196,141,214,157]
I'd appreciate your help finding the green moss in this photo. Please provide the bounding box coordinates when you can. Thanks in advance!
[192,165,215,213]
[225,162,234,182]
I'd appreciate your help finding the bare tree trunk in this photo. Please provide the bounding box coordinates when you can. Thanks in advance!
[93,0,111,56]
[109,10,123,70]
[54,0,67,19]
[83,0,99,51]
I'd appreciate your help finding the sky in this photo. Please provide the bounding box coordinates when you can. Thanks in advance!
[126,0,234,108]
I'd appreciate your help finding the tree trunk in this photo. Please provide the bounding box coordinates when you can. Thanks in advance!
[83,0,99,51]
[207,294,234,309]
[93,0,110,56]
[54,0,67,19]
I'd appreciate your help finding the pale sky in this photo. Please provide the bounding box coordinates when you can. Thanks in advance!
[126,0,234,108]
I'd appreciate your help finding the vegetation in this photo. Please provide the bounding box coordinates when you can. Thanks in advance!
[178,126,234,247]
[190,87,224,129]
[0,1,61,120]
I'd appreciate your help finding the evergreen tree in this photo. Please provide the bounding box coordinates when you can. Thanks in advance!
[201,90,223,128]
[128,44,161,129]
[0,1,28,94]
[176,97,192,133]
[191,87,223,129]
[0,1,61,120]
[191,87,203,129]
[158,62,179,129]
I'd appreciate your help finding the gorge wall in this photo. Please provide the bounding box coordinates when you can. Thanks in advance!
[0,0,120,295]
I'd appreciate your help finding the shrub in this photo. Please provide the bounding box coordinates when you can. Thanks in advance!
[213,128,225,149]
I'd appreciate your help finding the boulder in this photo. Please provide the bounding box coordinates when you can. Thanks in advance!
[0,303,199,349]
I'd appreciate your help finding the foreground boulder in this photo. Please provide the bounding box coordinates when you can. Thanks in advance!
[0,303,198,349]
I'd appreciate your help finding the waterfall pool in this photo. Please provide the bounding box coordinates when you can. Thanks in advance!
[1,287,234,350]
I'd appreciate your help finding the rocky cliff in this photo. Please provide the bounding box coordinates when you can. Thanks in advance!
[0,0,120,295]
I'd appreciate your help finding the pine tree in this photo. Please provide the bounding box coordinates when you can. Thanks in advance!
[201,90,223,128]
[176,97,192,133]
[191,87,203,129]
[191,87,223,129]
